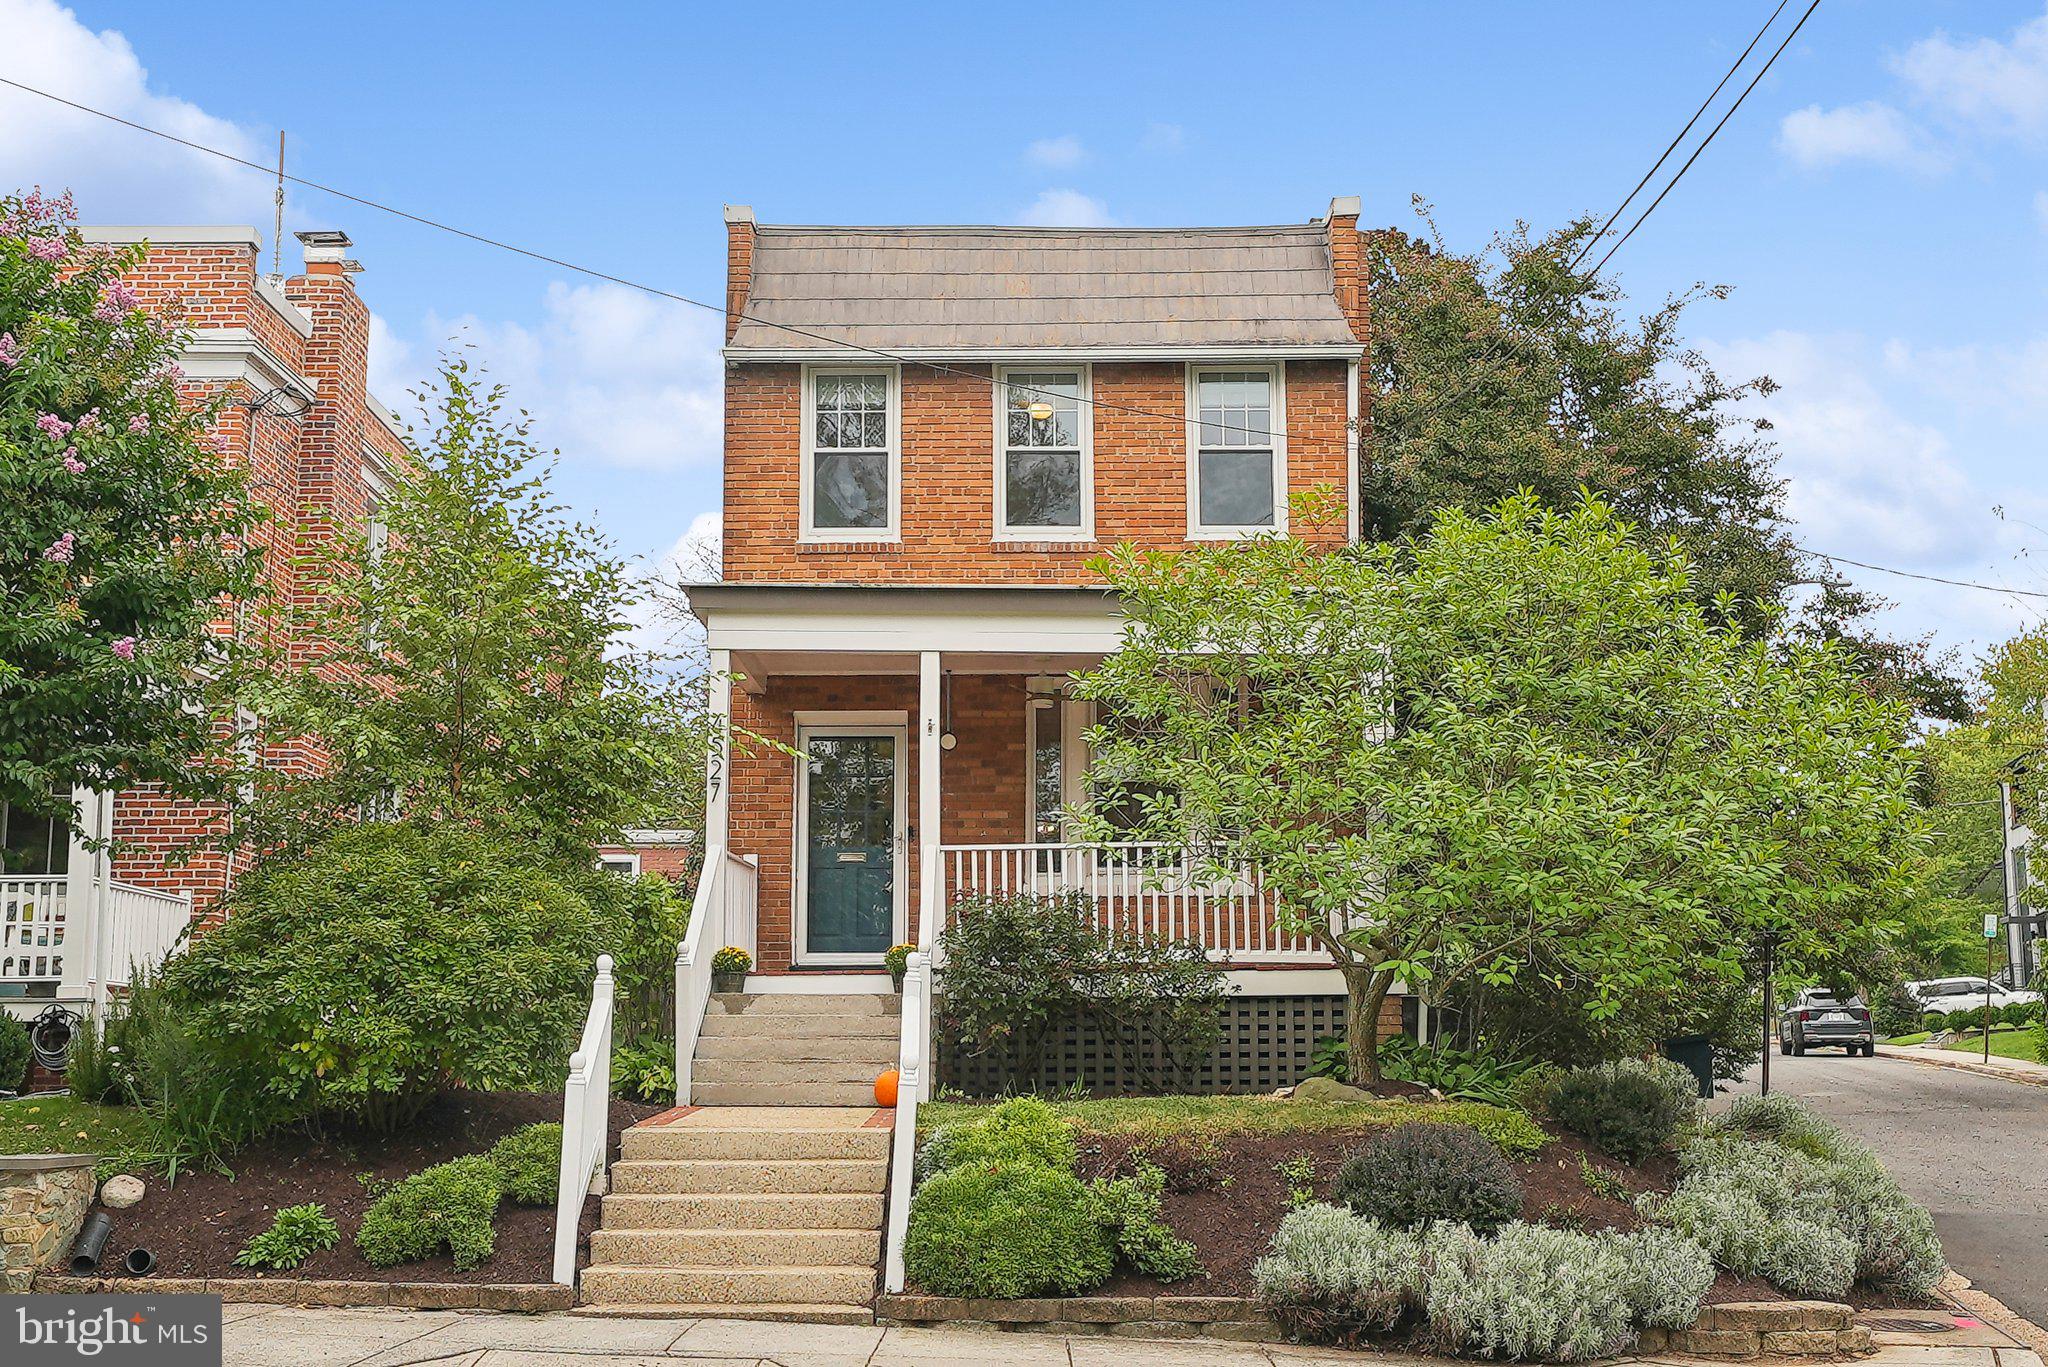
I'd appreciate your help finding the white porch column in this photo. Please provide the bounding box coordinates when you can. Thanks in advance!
[706,648,740,955]
[56,789,106,1007]
[917,651,941,1097]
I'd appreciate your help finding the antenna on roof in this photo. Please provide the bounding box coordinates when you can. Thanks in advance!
[270,130,286,282]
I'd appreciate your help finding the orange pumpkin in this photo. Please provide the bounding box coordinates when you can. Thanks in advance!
[874,1068,900,1107]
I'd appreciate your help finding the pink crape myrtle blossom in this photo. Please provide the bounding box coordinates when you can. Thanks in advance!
[62,449,87,474]
[0,333,19,368]
[127,411,150,434]
[35,413,73,440]
[74,409,101,435]
[26,237,66,262]
[94,281,141,321]
[110,637,137,661]
[42,532,77,563]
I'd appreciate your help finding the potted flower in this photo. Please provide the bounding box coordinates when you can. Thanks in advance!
[884,942,915,993]
[710,946,752,994]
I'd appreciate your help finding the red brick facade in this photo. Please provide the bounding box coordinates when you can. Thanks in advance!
[85,228,405,912]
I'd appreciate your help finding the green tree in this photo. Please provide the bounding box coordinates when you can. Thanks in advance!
[241,358,701,861]
[0,188,263,846]
[1075,493,1926,1084]
[1364,211,1965,721]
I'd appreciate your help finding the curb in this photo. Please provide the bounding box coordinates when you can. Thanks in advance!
[1873,1046,2048,1089]
[33,1273,573,1312]
[1942,1271,2048,1359]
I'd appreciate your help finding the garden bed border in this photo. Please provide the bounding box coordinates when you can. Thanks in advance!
[33,1273,572,1313]
[877,1294,1875,1358]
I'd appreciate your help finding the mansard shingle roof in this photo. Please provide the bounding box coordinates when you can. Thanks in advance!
[725,223,1359,354]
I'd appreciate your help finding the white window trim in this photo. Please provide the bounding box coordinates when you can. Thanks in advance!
[993,364,1094,542]
[799,364,902,543]
[598,852,642,876]
[792,713,910,966]
[1185,361,1288,539]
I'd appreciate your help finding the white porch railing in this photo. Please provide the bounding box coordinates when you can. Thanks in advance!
[0,877,69,988]
[939,842,1325,961]
[672,846,759,1106]
[552,953,615,1288]
[0,876,192,998]
[882,904,938,1295]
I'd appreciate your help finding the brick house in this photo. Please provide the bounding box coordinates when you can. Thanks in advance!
[677,198,1406,1095]
[0,226,404,1018]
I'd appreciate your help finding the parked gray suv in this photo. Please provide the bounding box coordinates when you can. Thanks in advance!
[1778,988,1874,1056]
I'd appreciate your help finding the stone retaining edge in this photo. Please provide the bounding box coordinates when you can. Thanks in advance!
[876,1294,1873,1357]
[33,1273,572,1312]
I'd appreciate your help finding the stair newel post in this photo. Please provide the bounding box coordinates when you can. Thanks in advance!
[553,953,615,1288]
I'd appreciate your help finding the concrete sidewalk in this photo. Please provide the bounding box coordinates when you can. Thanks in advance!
[1874,1043,2048,1088]
[219,1304,2048,1367]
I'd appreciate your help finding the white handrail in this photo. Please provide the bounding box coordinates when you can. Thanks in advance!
[552,953,615,1287]
[673,846,758,1106]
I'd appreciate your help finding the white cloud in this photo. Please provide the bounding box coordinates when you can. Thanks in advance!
[619,510,722,662]
[366,312,419,414]
[408,280,725,472]
[1024,135,1085,169]
[1894,10,2048,138]
[1139,122,1186,154]
[0,0,274,226]
[1016,188,1115,227]
[1777,101,1945,172]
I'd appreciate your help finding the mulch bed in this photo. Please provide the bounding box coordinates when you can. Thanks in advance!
[1078,1125,1775,1303]
[90,1090,661,1285]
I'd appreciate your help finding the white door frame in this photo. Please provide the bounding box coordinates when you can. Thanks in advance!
[793,711,910,966]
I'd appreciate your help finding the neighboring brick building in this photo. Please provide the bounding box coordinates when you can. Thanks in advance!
[684,199,1405,1087]
[1,226,404,1015]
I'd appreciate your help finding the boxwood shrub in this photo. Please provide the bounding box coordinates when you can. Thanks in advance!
[488,1122,562,1206]
[915,1096,1077,1180]
[1334,1123,1523,1233]
[902,1163,1113,1298]
[1538,1057,1699,1161]
[355,1154,504,1270]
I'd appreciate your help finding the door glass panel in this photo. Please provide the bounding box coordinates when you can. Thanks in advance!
[804,735,896,956]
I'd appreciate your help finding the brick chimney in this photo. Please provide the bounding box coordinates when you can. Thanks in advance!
[1323,195,1366,345]
[724,205,756,343]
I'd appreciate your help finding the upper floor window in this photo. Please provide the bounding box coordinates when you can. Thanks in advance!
[1189,365,1285,536]
[997,369,1090,539]
[803,368,899,540]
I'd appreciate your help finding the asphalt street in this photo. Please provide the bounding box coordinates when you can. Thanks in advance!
[1721,1051,2047,1326]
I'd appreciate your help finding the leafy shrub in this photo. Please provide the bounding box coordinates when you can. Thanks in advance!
[902,1163,1113,1297]
[488,1123,561,1206]
[1869,982,1925,1039]
[2000,1001,2041,1027]
[355,1154,504,1270]
[158,823,609,1133]
[1611,1227,1716,1329]
[1539,1057,1699,1161]
[916,1097,1078,1179]
[120,977,285,1173]
[1922,1011,1947,1033]
[0,1013,29,1094]
[1947,1005,1986,1033]
[1374,1036,1535,1107]
[1253,1205,1422,1339]
[710,945,751,976]
[1423,1221,1636,1362]
[62,1014,120,1104]
[1334,1123,1523,1233]
[611,1040,676,1103]
[1090,1159,1197,1281]
[590,872,687,1045]
[934,890,1224,1091]
[1756,1216,1858,1299]
[233,1203,340,1270]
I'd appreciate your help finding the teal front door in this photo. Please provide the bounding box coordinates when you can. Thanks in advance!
[800,729,901,961]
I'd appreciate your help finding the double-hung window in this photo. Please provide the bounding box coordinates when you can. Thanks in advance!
[803,367,898,539]
[1189,364,1285,536]
[997,368,1090,538]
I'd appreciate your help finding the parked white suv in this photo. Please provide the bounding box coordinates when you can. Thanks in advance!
[1906,977,2043,1017]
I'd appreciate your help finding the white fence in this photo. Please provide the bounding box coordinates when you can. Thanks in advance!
[552,953,615,1287]
[672,846,759,1106]
[938,841,1324,961]
[0,876,192,1000]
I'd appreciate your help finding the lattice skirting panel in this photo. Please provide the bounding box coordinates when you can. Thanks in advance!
[939,993,1414,1096]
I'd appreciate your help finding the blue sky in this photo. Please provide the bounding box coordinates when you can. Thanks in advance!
[8,0,2048,659]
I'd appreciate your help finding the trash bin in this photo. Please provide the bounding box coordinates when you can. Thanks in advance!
[1660,1034,1715,1098]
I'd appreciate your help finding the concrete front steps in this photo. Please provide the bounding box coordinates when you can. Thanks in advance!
[688,992,900,1107]
[578,1102,892,1322]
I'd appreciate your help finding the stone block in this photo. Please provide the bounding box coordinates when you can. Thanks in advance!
[1060,1297,1154,1323]
[1200,1320,1284,1342]
[1837,1326,1875,1353]
[475,1283,572,1313]
[1707,1301,1852,1332]
[1155,1295,1262,1322]
[1637,1327,1669,1353]
[1673,1327,1763,1357]
[958,1298,1060,1323]
[1763,1329,1843,1354]
[1111,1321,1198,1338]
[389,1282,481,1310]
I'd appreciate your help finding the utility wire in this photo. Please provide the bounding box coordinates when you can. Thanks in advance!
[11,30,2037,610]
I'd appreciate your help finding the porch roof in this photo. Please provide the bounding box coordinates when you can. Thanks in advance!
[688,583,1127,659]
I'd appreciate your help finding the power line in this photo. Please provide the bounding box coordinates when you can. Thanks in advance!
[1588,0,1822,277]
[13,39,2038,612]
